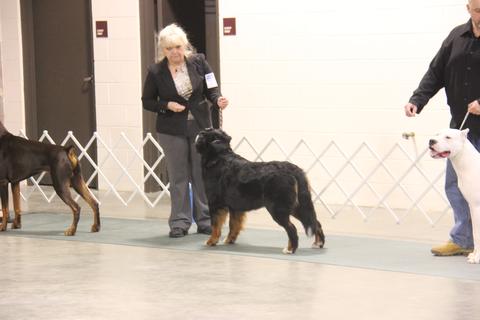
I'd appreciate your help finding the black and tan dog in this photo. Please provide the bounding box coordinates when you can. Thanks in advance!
[0,121,100,235]
[195,128,325,254]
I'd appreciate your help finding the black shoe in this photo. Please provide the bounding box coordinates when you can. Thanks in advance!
[197,226,212,235]
[169,228,188,238]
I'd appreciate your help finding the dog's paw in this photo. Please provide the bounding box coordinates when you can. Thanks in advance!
[467,252,480,264]
[11,222,21,229]
[91,224,100,233]
[223,237,235,244]
[64,228,76,236]
[311,241,324,249]
[282,248,294,254]
[0,225,7,232]
[205,238,218,246]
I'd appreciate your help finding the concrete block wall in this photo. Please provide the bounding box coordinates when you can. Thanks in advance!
[0,0,24,133]
[218,0,469,209]
[91,0,144,191]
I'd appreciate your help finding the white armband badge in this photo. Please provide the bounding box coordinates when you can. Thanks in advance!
[205,72,218,89]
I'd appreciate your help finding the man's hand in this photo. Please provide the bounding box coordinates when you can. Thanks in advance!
[467,99,480,115]
[404,103,418,117]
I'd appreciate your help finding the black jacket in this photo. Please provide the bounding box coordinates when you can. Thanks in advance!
[142,53,221,136]
[409,19,480,134]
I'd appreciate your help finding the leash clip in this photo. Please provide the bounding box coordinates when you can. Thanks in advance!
[402,132,415,140]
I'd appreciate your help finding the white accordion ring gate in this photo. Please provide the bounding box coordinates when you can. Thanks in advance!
[17,130,451,226]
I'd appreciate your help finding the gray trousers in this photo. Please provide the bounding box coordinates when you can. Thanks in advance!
[157,130,210,231]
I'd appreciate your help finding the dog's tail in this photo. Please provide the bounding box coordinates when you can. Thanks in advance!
[293,167,320,237]
[65,146,81,174]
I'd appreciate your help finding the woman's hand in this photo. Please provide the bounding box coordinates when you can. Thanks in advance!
[217,97,229,110]
[167,102,186,112]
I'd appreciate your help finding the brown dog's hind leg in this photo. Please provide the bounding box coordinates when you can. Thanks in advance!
[71,172,100,233]
[224,211,246,244]
[0,184,9,231]
[206,208,228,246]
[52,177,81,236]
[11,182,21,229]
[63,197,80,236]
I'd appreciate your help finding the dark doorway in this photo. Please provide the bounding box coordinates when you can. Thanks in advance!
[21,0,97,188]
[140,0,220,192]
[163,0,206,55]
[163,0,221,128]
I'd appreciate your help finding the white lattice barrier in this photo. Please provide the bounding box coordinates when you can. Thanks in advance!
[18,130,169,208]
[17,130,450,225]
[232,135,450,226]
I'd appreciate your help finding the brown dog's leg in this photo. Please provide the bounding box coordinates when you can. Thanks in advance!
[52,177,81,236]
[206,208,228,246]
[0,184,9,231]
[71,172,100,233]
[224,211,246,244]
[11,182,21,229]
[62,197,80,236]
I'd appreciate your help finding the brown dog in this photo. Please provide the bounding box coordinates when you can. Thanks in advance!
[0,121,100,235]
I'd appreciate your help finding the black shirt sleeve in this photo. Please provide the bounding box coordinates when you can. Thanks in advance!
[409,38,451,112]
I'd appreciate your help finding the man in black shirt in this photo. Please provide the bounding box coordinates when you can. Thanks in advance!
[405,0,480,256]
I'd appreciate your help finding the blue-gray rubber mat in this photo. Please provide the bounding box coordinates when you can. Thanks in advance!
[2,212,480,281]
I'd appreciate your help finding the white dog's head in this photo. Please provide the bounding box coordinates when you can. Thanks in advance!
[428,128,469,159]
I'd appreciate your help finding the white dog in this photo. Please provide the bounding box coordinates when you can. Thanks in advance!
[429,128,480,263]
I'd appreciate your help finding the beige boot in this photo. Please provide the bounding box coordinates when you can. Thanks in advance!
[431,240,473,256]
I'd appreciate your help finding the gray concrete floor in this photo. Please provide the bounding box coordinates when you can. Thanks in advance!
[1,190,479,319]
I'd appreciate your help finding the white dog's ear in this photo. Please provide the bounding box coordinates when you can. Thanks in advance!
[461,128,469,139]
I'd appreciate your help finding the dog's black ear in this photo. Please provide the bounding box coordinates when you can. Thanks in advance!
[195,137,206,154]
